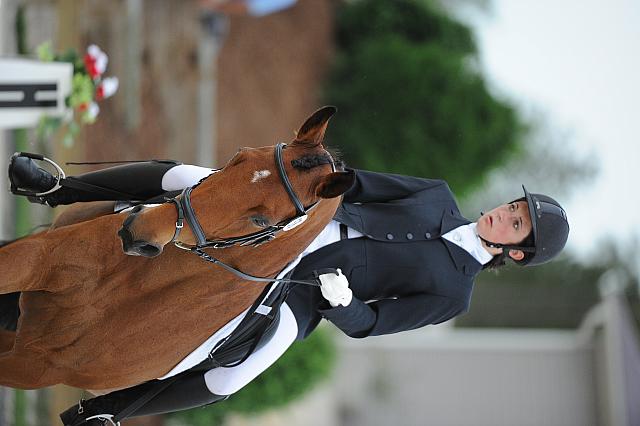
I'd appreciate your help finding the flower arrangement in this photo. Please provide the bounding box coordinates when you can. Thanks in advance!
[36,42,119,146]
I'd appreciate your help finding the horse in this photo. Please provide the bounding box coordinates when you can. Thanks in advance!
[0,106,354,391]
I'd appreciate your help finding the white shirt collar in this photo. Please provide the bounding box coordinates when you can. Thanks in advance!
[442,223,493,265]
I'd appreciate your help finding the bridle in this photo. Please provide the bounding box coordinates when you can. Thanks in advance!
[170,143,334,250]
[164,143,337,287]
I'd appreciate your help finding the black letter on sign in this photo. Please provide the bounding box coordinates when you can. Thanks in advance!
[0,83,58,108]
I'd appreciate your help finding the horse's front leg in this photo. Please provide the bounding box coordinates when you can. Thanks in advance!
[0,328,15,353]
[0,237,47,294]
[0,341,59,389]
[0,329,53,389]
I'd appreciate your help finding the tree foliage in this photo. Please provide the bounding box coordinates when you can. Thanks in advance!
[462,111,599,215]
[335,0,476,55]
[324,0,525,197]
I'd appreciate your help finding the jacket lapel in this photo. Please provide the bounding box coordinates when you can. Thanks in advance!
[439,209,483,276]
[439,208,470,234]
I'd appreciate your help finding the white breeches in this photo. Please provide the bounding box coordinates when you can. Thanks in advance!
[161,164,215,191]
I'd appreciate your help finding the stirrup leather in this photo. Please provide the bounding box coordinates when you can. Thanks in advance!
[9,152,66,197]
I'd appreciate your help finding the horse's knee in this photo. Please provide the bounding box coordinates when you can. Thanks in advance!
[0,350,53,389]
[0,328,15,353]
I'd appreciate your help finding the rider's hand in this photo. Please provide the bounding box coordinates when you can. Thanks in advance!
[318,268,352,307]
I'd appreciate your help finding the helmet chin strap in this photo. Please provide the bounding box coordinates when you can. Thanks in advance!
[478,235,504,249]
[478,235,536,253]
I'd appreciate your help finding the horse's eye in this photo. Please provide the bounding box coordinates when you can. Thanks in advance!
[251,215,270,228]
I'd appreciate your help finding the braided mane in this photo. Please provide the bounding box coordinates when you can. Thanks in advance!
[291,149,344,171]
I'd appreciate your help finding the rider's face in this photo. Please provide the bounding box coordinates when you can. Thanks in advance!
[476,201,532,256]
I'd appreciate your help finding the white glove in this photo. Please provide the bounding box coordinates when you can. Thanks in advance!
[318,268,353,307]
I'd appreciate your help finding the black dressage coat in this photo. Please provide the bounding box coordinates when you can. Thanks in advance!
[286,169,484,340]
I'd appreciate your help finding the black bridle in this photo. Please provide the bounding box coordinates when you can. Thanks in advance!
[166,143,337,287]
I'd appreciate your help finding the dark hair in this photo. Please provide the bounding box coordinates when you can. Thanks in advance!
[482,197,534,271]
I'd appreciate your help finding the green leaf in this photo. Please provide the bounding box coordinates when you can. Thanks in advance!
[36,41,55,62]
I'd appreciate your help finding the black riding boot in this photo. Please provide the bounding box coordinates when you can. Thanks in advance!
[9,156,181,207]
[60,372,228,425]
[8,156,58,194]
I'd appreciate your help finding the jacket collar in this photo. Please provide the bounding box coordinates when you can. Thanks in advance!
[439,209,483,276]
[439,207,471,234]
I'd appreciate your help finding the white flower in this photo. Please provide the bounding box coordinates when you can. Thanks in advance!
[87,102,100,121]
[100,77,119,99]
[87,44,109,75]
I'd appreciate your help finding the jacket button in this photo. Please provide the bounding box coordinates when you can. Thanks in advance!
[406,233,414,240]
[386,233,394,240]
[425,232,432,239]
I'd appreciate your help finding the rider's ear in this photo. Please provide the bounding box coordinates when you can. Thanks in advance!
[293,106,337,147]
[508,249,525,261]
[316,170,355,199]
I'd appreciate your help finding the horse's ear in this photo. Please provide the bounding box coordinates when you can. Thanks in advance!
[292,106,337,147]
[315,170,355,199]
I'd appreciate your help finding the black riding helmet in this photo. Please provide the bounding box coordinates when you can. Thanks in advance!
[517,186,570,266]
[480,186,570,266]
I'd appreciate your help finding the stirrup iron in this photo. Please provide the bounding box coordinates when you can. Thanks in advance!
[85,414,120,426]
[9,152,66,197]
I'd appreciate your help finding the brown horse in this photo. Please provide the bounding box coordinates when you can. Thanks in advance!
[0,106,354,391]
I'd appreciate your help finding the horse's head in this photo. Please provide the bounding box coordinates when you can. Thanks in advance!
[118,106,355,257]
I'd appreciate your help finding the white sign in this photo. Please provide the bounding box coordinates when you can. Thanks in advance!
[0,58,73,129]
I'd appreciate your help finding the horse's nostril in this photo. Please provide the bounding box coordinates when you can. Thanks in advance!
[118,226,134,250]
[118,227,161,257]
[136,243,162,258]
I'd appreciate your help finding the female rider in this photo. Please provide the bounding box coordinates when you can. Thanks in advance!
[7,154,569,424]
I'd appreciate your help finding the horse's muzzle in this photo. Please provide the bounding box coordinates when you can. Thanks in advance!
[118,206,164,258]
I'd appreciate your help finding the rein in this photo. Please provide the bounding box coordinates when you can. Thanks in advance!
[191,248,322,287]
[164,143,336,287]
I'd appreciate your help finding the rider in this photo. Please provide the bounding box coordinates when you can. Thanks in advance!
[7,154,569,423]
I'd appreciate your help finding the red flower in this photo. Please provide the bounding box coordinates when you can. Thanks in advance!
[77,102,89,112]
[84,53,100,79]
[96,85,104,101]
